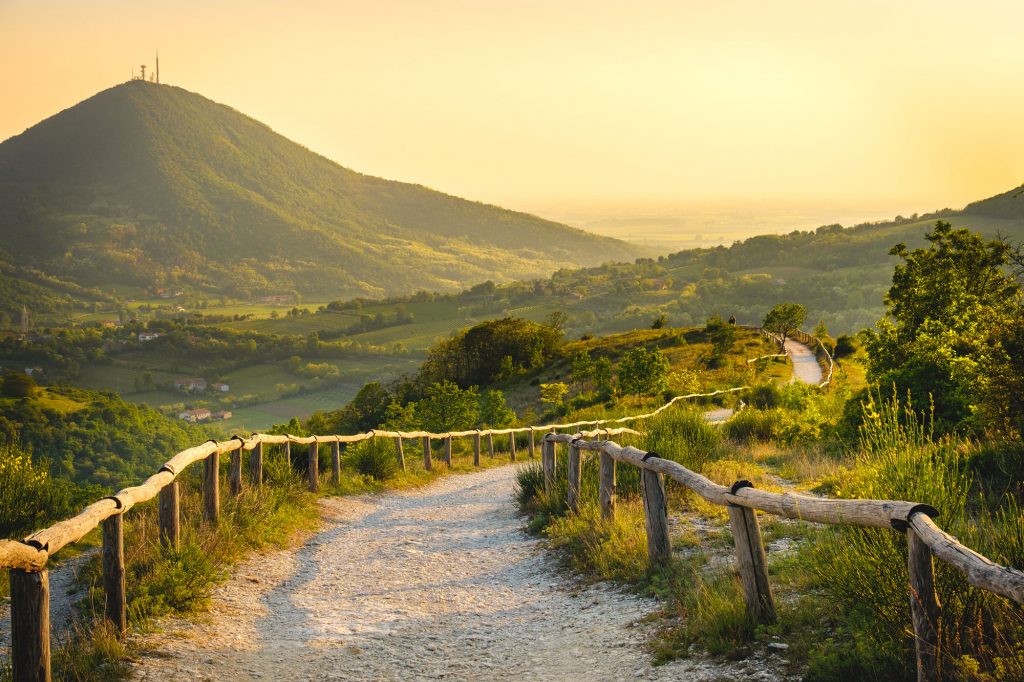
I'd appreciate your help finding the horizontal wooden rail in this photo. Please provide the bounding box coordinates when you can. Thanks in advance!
[542,431,1024,681]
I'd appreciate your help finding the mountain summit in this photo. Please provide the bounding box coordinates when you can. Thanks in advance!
[0,82,642,299]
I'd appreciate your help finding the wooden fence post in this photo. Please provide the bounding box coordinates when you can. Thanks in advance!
[101,514,126,637]
[308,440,320,493]
[599,451,616,521]
[567,441,582,512]
[509,433,517,462]
[529,429,536,459]
[487,433,494,458]
[10,568,50,682]
[249,441,263,486]
[473,431,481,467]
[285,440,291,468]
[422,437,432,471]
[158,481,180,551]
[396,436,406,471]
[203,451,219,523]
[229,448,243,496]
[908,527,941,682]
[727,501,776,624]
[331,441,341,484]
[640,468,671,565]
[542,439,555,496]
[444,436,452,467]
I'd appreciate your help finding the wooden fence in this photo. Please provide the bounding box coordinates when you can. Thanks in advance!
[0,380,758,681]
[0,329,911,681]
[541,432,1024,682]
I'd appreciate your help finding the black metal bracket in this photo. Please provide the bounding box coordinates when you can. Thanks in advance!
[730,479,754,495]
[641,451,660,462]
[891,503,940,532]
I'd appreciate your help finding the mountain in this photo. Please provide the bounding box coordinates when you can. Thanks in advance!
[0,82,643,307]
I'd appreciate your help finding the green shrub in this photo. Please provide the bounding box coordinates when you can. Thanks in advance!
[347,438,400,481]
[643,406,724,473]
[747,383,782,409]
[723,408,782,444]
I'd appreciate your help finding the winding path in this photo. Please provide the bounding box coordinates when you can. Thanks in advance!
[131,466,787,681]
[782,338,823,385]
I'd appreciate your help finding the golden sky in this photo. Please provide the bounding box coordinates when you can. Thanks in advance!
[2,0,1022,222]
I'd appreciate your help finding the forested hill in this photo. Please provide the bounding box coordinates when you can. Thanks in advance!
[0,81,642,303]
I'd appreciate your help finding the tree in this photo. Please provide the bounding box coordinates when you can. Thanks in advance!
[479,389,516,427]
[540,382,569,410]
[594,357,615,399]
[415,381,480,432]
[1,372,36,398]
[617,347,670,397]
[763,303,807,348]
[570,351,594,391]
[326,382,392,433]
[704,316,736,367]
[865,221,1021,432]
[651,313,667,329]
[545,311,569,331]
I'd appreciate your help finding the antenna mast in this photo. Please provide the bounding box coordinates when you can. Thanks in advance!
[156,50,160,84]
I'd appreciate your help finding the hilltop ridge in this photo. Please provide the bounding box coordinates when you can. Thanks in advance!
[0,81,643,303]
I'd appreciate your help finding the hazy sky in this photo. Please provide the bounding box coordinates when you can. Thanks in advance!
[2,0,1022,223]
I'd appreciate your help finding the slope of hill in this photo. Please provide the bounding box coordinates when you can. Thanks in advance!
[0,81,642,310]
[209,190,1024,341]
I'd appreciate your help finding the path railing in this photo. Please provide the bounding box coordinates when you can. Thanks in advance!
[541,432,1024,682]
[0,383,754,681]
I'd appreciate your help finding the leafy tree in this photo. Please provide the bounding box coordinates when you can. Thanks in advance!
[415,381,480,432]
[617,347,670,397]
[419,317,563,387]
[570,352,594,391]
[865,221,1021,432]
[540,382,569,410]
[704,316,736,366]
[593,357,615,399]
[651,313,667,329]
[763,303,807,347]
[1,372,36,398]
[545,311,569,331]
[322,382,392,434]
[479,389,516,428]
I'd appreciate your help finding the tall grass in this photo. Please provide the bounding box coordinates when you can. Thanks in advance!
[804,391,1024,680]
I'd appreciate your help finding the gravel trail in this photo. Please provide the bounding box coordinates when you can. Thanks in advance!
[132,465,787,681]
[784,338,823,385]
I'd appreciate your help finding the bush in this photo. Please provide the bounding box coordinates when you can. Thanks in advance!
[644,407,724,473]
[747,383,782,409]
[834,334,859,358]
[722,408,782,444]
[347,438,400,481]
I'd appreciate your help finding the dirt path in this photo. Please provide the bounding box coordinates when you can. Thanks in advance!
[783,338,823,385]
[131,466,787,681]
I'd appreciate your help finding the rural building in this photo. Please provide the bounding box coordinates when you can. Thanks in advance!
[178,408,211,423]
[212,410,233,420]
[138,332,161,342]
[174,377,207,392]
[211,382,230,392]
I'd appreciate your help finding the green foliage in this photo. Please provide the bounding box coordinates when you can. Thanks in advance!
[419,317,563,388]
[1,372,36,398]
[704,315,737,364]
[415,381,480,432]
[865,221,1023,434]
[807,393,1024,680]
[539,382,569,409]
[570,351,594,390]
[722,408,783,444]
[0,385,208,489]
[593,356,615,398]
[347,438,400,481]
[479,389,516,427]
[643,407,724,474]
[617,346,670,397]
[834,334,859,358]
[763,302,807,343]
[0,442,100,538]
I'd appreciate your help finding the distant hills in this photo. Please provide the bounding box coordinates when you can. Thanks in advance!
[0,81,643,313]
